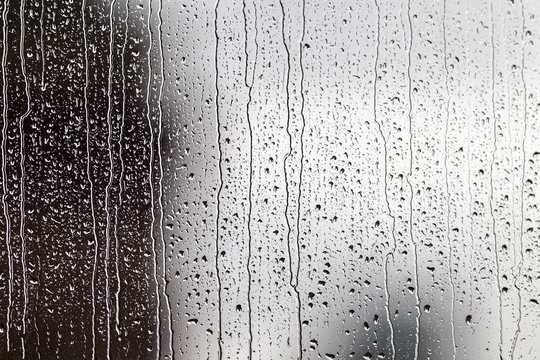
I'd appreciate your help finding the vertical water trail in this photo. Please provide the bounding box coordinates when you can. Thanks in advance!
[113,0,129,338]
[156,0,174,357]
[511,1,527,356]
[19,0,32,357]
[145,0,161,358]
[500,10,520,350]
[34,256,41,359]
[104,0,119,358]
[34,169,44,358]
[214,0,223,358]
[406,0,421,357]
[294,0,307,358]
[400,1,407,59]
[504,12,519,351]
[39,0,44,90]
[279,3,304,357]
[489,3,503,357]
[279,0,294,287]
[82,0,99,357]
[242,0,249,87]
[442,1,456,358]
[465,0,474,309]
[373,1,397,358]
[1,0,12,352]
[244,1,258,358]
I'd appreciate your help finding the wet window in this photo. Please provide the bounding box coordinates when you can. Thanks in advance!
[0,0,539,359]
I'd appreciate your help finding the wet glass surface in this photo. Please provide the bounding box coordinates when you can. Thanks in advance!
[0,0,539,359]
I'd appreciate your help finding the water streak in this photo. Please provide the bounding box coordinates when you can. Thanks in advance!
[294,0,307,358]
[465,0,474,310]
[40,0,45,90]
[144,0,161,358]
[244,1,258,358]
[81,0,99,357]
[442,1,457,357]
[406,1,421,357]
[214,0,223,357]
[113,0,130,338]
[1,0,12,351]
[489,3,503,358]
[279,0,293,287]
[19,0,32,357]
[104,0,118,357]
[33,256,41,359]
[373,1,397,358]
[511,1,527,356]
[156,0,174,357]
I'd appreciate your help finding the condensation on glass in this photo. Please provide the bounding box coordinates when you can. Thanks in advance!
[0,0,538,359]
